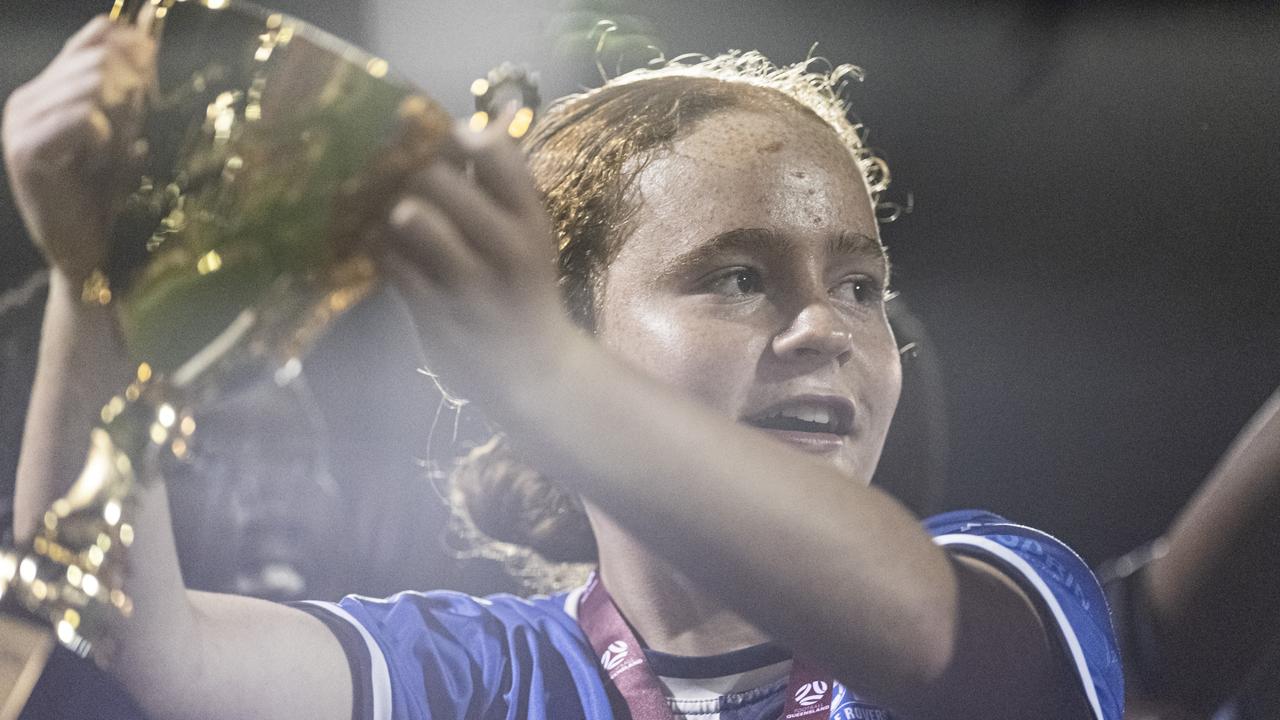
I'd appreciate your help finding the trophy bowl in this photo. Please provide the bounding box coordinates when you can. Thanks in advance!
[106,0,453,383]
[0,0,458,713]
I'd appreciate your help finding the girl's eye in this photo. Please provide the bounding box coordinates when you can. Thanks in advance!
[705,268,764,297]
[833,277,881,305]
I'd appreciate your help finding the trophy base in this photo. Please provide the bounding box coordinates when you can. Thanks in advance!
[0,613,53,720]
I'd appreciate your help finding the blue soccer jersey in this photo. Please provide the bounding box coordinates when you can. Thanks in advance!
[295,510,1123,720]
[923,510,1125,720]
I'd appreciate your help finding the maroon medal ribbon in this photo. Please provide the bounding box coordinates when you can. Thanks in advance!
[576,572,834,720]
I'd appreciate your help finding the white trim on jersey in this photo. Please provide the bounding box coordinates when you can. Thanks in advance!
[656,658,793,701]
[932,533,1104,720]
[562,583,588,620]
[300,600,394,720]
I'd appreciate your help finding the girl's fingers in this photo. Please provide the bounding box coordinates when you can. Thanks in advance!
[379,248,439,309]
[26,100,113,170]
[406,163,518,266]
[101,21,156,67]
[388,104,555,300]
[100,47,151,110]
[12,17,140,130]
[19,69,108,126]
[60,14,152,61]
[133,1,163,39]
[387,196,481,288]
[60,15,113,54]
[454,113,546,221]
[23,39,149,128]
[26,46,116,112]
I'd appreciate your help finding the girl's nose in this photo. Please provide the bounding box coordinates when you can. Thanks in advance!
[772,301,853,362]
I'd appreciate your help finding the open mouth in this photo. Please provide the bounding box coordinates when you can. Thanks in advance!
[744,396,855,438]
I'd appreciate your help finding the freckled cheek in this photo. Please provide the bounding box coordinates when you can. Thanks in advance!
[601,306,759,410]
[835,348,900,483]
[855,340,903,442]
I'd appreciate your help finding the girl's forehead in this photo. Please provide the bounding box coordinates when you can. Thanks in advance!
[631,107,877,236]
[675,105,854,163]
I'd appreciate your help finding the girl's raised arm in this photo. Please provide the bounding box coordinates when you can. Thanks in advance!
[5,17,351,720]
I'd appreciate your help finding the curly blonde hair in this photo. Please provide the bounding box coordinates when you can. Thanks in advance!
[603,51,889,197]
[451,51,891,592]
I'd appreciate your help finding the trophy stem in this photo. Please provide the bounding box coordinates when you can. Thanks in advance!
[0,606,54,720]
[0,377,160,716]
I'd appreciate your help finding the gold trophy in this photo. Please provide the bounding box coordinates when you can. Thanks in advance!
[0,0,513,714]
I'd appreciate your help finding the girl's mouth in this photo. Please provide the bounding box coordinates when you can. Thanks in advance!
[743,395,855,452]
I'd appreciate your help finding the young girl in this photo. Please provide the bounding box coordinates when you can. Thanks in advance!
[5,16,1122,720]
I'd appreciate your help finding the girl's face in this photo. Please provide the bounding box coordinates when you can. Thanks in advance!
[595,106,901,483]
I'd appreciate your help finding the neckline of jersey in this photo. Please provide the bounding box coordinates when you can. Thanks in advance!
[644,642,791,680]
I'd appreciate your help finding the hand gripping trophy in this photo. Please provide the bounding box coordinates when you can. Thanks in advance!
[0,1,533,714]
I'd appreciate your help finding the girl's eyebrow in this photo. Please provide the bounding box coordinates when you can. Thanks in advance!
[830,230,888,267]
[659,227,887,277]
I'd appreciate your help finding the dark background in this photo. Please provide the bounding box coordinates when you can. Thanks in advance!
[2,0,1278,574]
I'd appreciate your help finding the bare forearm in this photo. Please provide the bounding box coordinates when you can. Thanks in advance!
[14,275,349,719]
[14,276,195,710]
[494,336,1068,716]
[119,491,349,720]
[1146,387,1280,706]
[111,484,350,720]
[14,272,132,541]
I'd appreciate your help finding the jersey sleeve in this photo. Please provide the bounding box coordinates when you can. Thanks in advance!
[291,590,612,720]
[924,510,1125,720]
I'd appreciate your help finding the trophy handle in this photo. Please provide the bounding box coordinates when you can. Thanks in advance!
[109,0,149,25]
[469,62,541,138]
[109,0,169,34]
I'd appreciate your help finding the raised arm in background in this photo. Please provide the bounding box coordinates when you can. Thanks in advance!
[1140,388,1280,712]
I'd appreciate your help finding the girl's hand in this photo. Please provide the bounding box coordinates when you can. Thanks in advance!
[2,15,155,289]
[380,114,579,409]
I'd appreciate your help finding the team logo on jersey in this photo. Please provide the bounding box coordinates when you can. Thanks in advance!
[601,640,629,671]
[794,680,829,706]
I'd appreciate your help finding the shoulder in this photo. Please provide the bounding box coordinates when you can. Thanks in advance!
[293,589,609,720]
[923,510,1125,720]
[924,510,1103,615]
[303,588,584,640]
